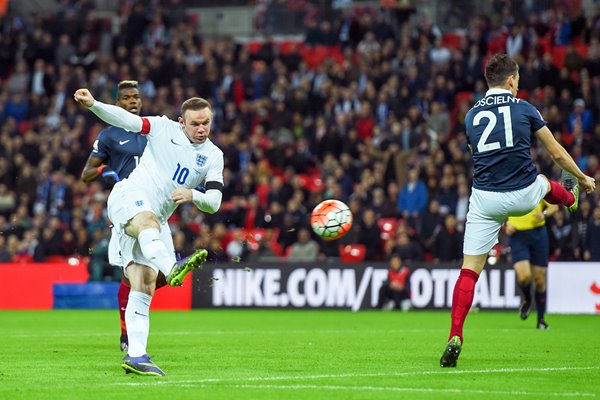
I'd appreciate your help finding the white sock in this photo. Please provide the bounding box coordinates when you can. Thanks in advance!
[137,228,176,276]
[125,291,152,357]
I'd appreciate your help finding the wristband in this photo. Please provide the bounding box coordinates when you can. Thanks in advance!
[97,165,107,174]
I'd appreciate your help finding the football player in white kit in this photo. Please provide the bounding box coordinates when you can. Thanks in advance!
[74,88,224,376]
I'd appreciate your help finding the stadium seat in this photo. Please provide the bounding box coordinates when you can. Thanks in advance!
[377,218,398,241]
[247,42,262,54]
[487,33,507,54]
[245,228,267,251]
[551,46,567,68]
[339,244,366,263]
[517,90,530,100]
[538,35,553,55]
[270,240,284,257]
[454,91,473,109]
[442,33,464,50]
[45,255,68,263]
[302,173,324,193]
[11,254,33,263]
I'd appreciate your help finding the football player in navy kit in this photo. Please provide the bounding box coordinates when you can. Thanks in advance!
[81,80,150,353]
[440,54,596,367]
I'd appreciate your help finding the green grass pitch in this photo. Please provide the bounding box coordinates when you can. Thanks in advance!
[1,310,599,399]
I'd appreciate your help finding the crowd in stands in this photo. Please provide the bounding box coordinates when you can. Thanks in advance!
[1,0,600,279]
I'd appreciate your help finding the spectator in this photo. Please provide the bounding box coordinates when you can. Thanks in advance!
[87,228,118,281]
[429,36,451,69]
[0,235,11,262]
[568,98,594,134]
[376,253,411,311]
[288,228,319,262]
[357,32,381,58]
[6,61,29,95]
[505,25,524,58]
[572,198,592,260]
[357,208,383,261]
[0,184,16,218]
[397,168,428,223]
[432,214,463,263]
[584,205,600,261]
[226,229,250,262]
[549,209,574,261]
[389,231,423,262]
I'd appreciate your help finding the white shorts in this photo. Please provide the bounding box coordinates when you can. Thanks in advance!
[107,183,175,274]
[108,226,123,267]
[463,175,550,255]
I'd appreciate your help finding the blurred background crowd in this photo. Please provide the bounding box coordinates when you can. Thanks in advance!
[1,0,600,280]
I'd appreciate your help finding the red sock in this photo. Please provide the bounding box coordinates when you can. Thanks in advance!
[544,180,575,207]
[118,279,130,336]
[449,269,480,343]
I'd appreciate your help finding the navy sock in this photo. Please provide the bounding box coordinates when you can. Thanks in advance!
[519,282,532,304]
[535,291,546,322]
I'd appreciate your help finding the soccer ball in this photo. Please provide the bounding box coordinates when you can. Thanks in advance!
[310,199,353,240]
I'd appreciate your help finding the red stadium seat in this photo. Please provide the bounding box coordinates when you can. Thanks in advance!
[247,42,261,54]
[12,254,33,263]
[45,255,67,263]
[304,174,324,193]
[339,244,366,263]
[443,33,464,50]
[538,35,553,55]
[245,228,267,251]
[551,46,567,68]
[487,33,507,54]
[377,218,398,241]
[454,91,473,109]
[270,240,284,257]
[517,90,529,100]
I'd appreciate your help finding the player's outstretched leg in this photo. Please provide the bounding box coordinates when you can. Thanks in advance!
[545,172,579,212]
[560,171,580,213]
[121,354,165,376]
[166,249,208,287]
[440,336,462,368]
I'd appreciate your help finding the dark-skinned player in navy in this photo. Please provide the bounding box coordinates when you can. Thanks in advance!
[81,80,161,353]
[439,54,596,368]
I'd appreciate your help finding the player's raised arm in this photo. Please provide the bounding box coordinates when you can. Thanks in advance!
[74,88,144,134]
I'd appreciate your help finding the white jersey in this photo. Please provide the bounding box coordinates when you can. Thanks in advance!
[117,115,224,223]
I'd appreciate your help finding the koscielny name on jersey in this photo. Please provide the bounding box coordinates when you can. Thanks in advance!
[473,95,521,108]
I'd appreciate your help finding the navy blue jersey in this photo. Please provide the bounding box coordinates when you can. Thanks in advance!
[90,126,147,180]
[465,88,546,192]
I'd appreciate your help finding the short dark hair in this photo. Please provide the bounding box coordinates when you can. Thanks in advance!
[117,80,139,99]
[181,97,211,118]
[484,54,519,87]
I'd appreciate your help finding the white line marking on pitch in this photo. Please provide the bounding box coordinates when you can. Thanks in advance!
[5,328,534,338]
[212,384,597,397]
[114,365,600,387]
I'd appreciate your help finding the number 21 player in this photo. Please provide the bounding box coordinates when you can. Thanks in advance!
[440,54,596,367]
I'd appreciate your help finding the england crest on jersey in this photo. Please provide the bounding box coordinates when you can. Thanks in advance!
[196,154,207,167]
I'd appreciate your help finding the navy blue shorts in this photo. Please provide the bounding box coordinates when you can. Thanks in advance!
[509,226,549,267]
